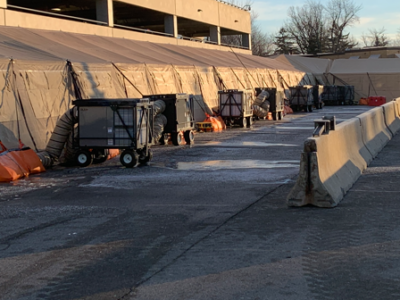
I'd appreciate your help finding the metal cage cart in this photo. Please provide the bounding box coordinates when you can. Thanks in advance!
[321,85,341,105]
[255,87,285,120]
[218,89,253,127]
[287,86,315,112]
[72,99,154,168]
[145,93,195,146]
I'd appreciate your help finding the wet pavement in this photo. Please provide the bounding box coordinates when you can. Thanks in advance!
[3,105,400,300]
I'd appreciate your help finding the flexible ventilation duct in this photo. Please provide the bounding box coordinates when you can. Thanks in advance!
[153,100,166,116]
[253,101,270,118]
[44,107,78,163]
[36,151,53,168]
[152,100,167,143]
[253,90,271,112]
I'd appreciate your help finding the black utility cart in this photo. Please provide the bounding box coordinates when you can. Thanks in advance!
[320,85,355,105]
[287,86,315,112]
[312,85,324,109]
[145,93,195,146]
[73,98,154,168]
[218,89,253,127]
[255,87,285,120]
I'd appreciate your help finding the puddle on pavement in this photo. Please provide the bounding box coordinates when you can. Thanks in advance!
[195,141,298,148]
[152,160,300,171]
[274,126,314,130]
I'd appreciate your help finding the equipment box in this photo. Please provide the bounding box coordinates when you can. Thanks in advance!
[287,86,314,112]
[73,98,154,168]
[255,87,284,120]
[145,93,195,146]
[321,85,355,105]
[218,89,253,127]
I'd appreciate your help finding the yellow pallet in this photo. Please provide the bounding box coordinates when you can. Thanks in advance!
[196,122,213,132]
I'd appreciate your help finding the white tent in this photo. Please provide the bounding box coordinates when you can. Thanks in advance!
[0,26,310,150]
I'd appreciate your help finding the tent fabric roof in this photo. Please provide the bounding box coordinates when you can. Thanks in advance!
[274,54,332,74]
[329,58,400,74]
[0,26,299,71]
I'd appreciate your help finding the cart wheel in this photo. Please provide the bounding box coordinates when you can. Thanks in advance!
[139,149,153,165]
[307,105,313,112]
[172,132,182,146]
[241,117,247,128]
[76,150,93,167]
[246,117,253,127]
[159,133,169,145]
[120,149,138,168]
[278,112,283,120]
[184,130,195,145]
[93,149,109,164]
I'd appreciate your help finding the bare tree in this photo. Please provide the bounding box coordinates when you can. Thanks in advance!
[251,27,276,56]
[284,0,361,54]
[220,0,276,56]
[361,28,390,47]
[285,1,327,54]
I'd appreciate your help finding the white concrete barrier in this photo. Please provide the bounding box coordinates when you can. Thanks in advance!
[383,101,400,135]
[393,98,400,118]
[288,104,399,208]
[288,118,371,207]
[358,107,392,158]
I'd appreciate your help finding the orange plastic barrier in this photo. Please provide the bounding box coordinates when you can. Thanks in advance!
[8,148,46,174]
[204,114,226,131]
[0,153,27,182]
[0,146,45,182]
[359,98,369,105]
[108,149,120,160]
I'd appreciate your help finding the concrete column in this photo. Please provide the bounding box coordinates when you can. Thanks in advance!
[242,33,251,50]
[96,0,114,27]
[209,26,221,45]
[164,15,178,37]
[0,0,7,8]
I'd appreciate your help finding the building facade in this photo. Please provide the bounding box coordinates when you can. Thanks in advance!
[0,0,252,54]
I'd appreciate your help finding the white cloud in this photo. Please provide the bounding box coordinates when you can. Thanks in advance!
[358,17,375,26]
[251,1,292,21]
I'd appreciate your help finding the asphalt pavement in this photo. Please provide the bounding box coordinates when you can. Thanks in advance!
[2,106,400,300]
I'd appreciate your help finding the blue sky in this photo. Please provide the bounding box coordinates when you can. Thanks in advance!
[251,0,400,43]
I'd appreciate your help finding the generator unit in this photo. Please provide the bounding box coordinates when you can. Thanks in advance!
[218,89,253,127]
[255,87,285,120]
[145,93,195,146]
[321,85,355,105]
[287,86,314,112]
[73,98,154,168]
